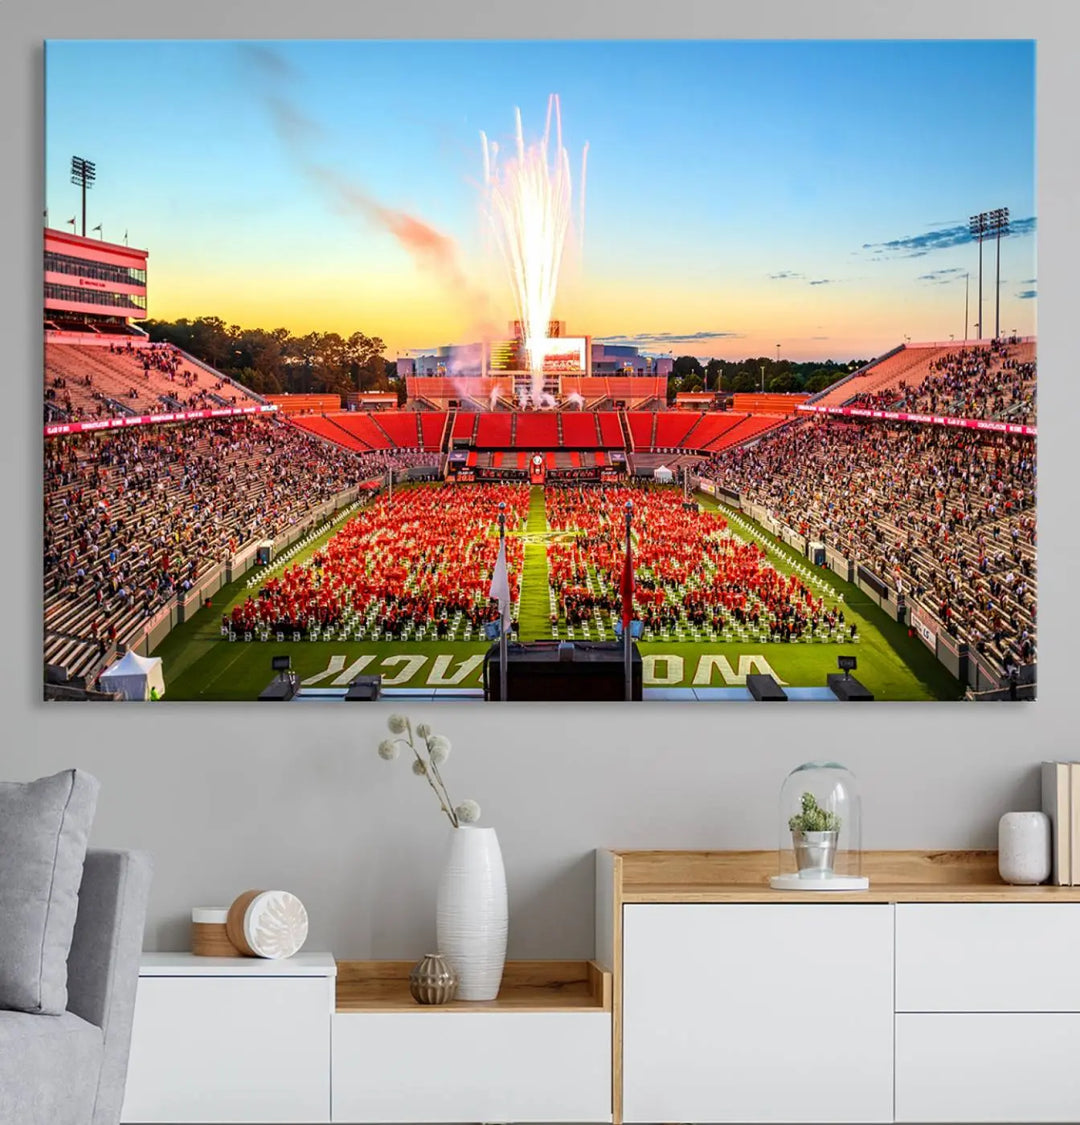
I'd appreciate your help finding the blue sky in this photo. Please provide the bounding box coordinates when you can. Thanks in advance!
[45,39,1036,360]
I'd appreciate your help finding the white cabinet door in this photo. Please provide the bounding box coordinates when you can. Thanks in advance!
[332,1011,611,1122]
[622,903,893,1124]
[896,1013,1080,1122]
[121,976,331,1123]
[896,903,1080,1012]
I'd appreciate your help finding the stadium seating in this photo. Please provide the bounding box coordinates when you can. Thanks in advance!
[44,342,261,423]
[372,412,423,448]
[475,414,514,447]
[807,345,950,409]
[42,417,366,685]
[559,412,602,447]
[653,413,700,448]
[290,414,370,453]
[597,413,625,446]
[514,412,560,447]
[419,412,450,450]
[452,413,478,442]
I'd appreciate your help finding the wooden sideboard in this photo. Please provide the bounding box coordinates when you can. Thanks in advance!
[596,850,1080,1125]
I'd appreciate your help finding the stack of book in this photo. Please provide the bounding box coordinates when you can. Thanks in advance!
[1041,761,1080,885]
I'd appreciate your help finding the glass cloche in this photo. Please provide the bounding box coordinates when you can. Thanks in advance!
[770,762,868,891]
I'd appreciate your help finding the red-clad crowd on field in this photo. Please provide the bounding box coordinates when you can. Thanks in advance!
[545,485,847,641]
[232,484,529,638]
[694,417,1037,674]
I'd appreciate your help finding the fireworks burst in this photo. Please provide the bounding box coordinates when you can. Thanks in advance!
[481,95,588,407]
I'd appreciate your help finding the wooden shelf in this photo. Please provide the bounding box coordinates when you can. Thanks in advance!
[606,849,1080,903]
[336,959,611,1013]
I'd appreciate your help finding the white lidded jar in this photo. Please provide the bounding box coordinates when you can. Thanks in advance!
[998,811,1051,885]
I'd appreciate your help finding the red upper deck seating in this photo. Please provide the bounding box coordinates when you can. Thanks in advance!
[475,414,513,447]
[730,393,810,416]
[559,413,602,447]
[452,413,478,442]
[626,413,656,450]
[653,413,699,448]
[371,412,422,448]
[702,414,785,453]
[289,414,371,453]
[597,413,624,446]
[514,413,559,447]
[419,413,449,450]
[323,413,391,449]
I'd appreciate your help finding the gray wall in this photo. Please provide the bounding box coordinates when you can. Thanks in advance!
[5,2,1077,962]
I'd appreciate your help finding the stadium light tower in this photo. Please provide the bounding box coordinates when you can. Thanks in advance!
[987,206,1010,339]
[70,156,96,238]
[969,211,989,340]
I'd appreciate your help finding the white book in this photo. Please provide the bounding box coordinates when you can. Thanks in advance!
[1041,761,1071,886]
[1071,763,1080,887]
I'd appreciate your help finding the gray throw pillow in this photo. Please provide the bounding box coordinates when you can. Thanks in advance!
[0,769,100,1014]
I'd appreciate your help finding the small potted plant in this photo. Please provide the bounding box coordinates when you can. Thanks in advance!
[788,792,842,876]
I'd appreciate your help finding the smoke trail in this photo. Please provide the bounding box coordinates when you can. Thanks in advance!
[242,45,491,323]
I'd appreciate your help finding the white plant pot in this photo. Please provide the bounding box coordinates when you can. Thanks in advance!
[436,825,508,1001]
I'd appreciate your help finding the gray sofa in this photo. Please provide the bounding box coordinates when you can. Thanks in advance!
[0,849,153,1125]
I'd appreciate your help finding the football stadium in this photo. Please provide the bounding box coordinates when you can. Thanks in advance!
[42,43,1036,703]
[43,223,1036,702]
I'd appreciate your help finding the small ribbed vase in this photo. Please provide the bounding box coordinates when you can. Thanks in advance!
[435,825,507,1001]
[409,953,458,1005]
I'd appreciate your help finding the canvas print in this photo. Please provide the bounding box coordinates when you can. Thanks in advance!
[42,40,1036,702]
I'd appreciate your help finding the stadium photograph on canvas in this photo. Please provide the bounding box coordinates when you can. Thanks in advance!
[42,40,1036,702]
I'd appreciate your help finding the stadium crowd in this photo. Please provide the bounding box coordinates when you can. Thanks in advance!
[546,485,847,641]
[232,484,528,637]
[849,340,1036,425]
[694,417,1037,675]
[44,417,370,682]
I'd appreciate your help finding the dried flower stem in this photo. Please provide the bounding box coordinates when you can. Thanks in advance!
[398,720,458,827]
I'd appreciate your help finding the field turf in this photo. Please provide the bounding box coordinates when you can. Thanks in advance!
[154,485,962,701]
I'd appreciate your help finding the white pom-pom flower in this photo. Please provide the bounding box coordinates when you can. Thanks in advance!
[428,735,451,765]
[412,759,428,776]
[387,713,409,735]
[454,799,481,824]
[377,739,398,761]
[415,722,432,739]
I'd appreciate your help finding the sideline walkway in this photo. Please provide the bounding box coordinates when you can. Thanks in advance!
[516,486,553,641]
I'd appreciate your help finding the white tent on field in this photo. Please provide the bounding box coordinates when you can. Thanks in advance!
[98,650,165,701]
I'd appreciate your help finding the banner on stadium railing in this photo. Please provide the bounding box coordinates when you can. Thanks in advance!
[857,564,889,601]
[44,403,278,437]
[474,467,528,482]
[696,478,716,496]
[909,604,939,652]
[797,403,1036,436]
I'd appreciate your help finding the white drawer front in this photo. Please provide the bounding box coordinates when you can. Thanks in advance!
[622,904,894,1123]
[332,1011,611,1123]
[896,1013,1080,1122]
[121,976,332,1123]
[896,904,1080,1012]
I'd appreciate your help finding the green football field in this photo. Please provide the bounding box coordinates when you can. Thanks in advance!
[154,485,962,701]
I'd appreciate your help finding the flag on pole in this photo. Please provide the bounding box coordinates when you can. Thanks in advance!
[489,537,511,629]
[67,217,76,229]
[92,224,102,237]
[620,536,634,632]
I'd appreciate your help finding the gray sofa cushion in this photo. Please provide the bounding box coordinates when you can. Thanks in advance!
[0,1010,104,1125]
[0,770,100,1013]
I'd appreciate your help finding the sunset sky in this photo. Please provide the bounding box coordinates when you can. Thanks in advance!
[45,39,1036,362]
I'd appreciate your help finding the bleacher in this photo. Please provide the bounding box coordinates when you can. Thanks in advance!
[514,413,560,447]
[290,414,370,453]
[475,414,514,447]
[560,413,602,447]
[419,412,450,450]
[730,393,810,416]
[598,413,624,446]
[373,413,423,448]
[807,345,950,409]
[44,342,262,422]
[653,413,700,448]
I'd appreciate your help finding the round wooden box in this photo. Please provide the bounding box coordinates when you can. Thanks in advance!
[226,889,309,959]
[191,907,242,957]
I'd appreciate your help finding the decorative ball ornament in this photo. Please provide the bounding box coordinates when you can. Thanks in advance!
[226,889,309,959]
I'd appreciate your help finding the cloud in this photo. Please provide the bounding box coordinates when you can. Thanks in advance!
[1016,289,1037,300]
[1021,277,1037,284]
[809,279,835,286]
[916,267,965,284]
[768,270,804,280]
[595,330,744,345]
[862,216,1036,258]
[810,336,830,340]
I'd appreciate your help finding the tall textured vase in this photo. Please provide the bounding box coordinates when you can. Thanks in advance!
[435,825,507,1001]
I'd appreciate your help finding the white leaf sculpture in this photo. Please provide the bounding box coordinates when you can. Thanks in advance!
[245,891,309,959]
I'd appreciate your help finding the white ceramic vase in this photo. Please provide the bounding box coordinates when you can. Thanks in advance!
[998,811,1051,885]
[435,825,508,1001]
